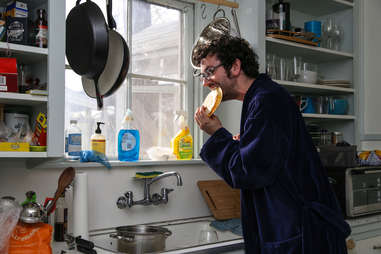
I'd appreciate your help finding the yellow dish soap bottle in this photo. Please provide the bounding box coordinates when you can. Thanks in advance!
[91,122,105,155]
[171,112,193,160]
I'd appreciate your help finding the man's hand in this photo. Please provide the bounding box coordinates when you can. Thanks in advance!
[194,106,222,136]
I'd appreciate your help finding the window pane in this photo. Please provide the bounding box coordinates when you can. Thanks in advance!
[131,78,183,159]
[131,0,183,79]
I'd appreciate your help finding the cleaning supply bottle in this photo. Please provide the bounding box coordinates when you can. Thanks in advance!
[118,109,140,161]
[91,122,105,155]
[171,111,193,160]
[65,119,82,160]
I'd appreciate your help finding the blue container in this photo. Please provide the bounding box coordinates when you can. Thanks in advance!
[118,129,140,161]
[329,99,348,115]
[304,20,321,45]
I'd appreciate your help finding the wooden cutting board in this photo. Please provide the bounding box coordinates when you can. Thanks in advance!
[197,180,241,220]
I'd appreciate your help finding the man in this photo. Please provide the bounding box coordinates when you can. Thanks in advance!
[193,35,350,254]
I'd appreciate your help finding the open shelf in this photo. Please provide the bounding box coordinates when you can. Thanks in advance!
[302,113,355,120]
[0,152,47,158]
[289,0,353,16]
[0,92,48,105]
[275,80,354,95]
[266,37,353,63]
[0,42,48,64]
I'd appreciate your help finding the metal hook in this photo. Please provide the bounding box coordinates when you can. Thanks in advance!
[183,6,190,13]
[201,4,207,20]
[213,8,225,20]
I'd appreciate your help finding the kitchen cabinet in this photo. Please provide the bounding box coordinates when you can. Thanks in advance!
[0,0,65,158]
[357,0,381,150]
[265,0,357,145]
[354,235,381,254]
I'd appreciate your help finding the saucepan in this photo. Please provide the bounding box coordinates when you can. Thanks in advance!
[66,0,109,109]
[81,0,130,100]
[110,225,172,253]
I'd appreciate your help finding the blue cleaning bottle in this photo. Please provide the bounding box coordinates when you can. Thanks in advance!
[118,109,140,161]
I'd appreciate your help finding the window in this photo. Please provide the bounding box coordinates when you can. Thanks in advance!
[65,0,195,160]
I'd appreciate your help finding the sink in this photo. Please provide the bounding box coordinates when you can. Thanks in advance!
[90,217,243,253]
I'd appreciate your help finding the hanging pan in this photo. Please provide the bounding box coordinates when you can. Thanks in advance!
[66,0,108,109]
[81,0,130,100]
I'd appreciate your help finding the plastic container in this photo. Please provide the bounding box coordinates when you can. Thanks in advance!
[91,122,105,155]
[171,112,193,160]
[65,120,82,160]
[118,109,140,161]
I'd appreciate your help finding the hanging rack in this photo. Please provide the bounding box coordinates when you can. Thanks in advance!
[198,0,238,9]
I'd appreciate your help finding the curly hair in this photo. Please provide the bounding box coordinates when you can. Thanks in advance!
[193,35,260,78]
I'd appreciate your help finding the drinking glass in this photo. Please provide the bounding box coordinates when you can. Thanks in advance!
[198,229,218,244]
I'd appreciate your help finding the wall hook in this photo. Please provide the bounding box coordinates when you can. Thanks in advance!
[201,4,207,19]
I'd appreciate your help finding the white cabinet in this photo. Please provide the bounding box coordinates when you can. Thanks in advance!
[357,0,381,150]
[265,0,357,145]
[0,0,65,158]
[355,236,381,254]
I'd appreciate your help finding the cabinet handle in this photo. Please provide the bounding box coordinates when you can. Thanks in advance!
[373,245,381,249]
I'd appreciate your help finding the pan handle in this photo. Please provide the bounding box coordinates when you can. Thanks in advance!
[106,0,117,30]
[213,8,225,20]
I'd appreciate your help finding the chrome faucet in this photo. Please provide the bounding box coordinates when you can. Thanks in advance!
[117,171,183,209]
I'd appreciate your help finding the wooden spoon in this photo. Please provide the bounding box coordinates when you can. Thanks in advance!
[46,167,76,214]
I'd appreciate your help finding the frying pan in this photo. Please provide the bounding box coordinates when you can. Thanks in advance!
[81,0,130,99]
[66,0,110,109]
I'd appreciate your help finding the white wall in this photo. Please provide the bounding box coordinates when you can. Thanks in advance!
[0,161,220,231]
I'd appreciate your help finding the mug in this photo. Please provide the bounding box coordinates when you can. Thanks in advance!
[300,96,315,113]
[329,98,348,115]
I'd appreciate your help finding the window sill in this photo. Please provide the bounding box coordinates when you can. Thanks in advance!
[28,158,206,169]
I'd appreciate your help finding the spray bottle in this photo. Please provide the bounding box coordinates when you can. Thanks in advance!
[118,109,140,161]
[171,111,193,160]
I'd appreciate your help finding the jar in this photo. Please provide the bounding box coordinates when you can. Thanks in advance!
[332,131,343,145]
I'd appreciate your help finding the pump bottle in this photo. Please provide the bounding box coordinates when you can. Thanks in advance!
[91,122,105,155]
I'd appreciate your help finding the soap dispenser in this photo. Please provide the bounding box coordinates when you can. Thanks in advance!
[91,122,105,155]
[118,109,140,161]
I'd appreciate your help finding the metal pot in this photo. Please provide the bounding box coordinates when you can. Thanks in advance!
[110,225,172,253]
[19,202,46,224]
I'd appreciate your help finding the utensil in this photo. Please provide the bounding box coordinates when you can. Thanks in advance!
[81,0,130,99]
[46,167,76,215]
[66,0,110,109]
[231,8,241,38]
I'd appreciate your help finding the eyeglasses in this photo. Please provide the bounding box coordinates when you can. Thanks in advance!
[193,63,224,80]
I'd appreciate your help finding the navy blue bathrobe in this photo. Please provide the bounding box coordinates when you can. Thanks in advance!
[200,74,350,254]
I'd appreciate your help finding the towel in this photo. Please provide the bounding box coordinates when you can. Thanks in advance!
[210,218,243,236]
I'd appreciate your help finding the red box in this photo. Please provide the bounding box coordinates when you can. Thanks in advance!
[0,58,18,93]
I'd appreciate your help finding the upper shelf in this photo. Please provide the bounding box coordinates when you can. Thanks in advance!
[289,0,353,16]
[0,93,48,105]
[275,80,354,95]
[0,42,48,64]
[266,37,353,63]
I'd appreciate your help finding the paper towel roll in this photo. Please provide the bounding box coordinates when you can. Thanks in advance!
[73,172,89,240]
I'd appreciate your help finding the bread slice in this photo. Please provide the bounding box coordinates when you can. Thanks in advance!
[202,87,223,117]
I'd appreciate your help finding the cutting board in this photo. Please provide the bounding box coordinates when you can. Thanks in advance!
[197,180,241,220]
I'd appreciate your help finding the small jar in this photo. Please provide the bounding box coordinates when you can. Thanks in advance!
[332,131,343,145]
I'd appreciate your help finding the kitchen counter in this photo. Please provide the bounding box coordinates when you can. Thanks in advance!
[52,217,244,254]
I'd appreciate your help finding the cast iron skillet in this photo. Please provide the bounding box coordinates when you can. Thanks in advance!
[66,0,109,109]
[81,0,130,99]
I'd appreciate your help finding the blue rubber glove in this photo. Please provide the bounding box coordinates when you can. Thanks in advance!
[80,150,111,169]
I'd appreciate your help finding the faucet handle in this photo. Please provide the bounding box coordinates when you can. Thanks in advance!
[151,193,163,205]
[117,196,128,209]
[161,188,173,196]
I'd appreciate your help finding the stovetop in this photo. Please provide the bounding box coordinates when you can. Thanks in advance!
[90,218,242,253]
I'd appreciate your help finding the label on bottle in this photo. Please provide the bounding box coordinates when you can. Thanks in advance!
[36,25,47,47]
[178,137,193,159]
[68,133,81,156]
[121,132,136,151]
[91,139,105,155]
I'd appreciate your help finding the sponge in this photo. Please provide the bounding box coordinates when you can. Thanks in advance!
[135,171,163,179]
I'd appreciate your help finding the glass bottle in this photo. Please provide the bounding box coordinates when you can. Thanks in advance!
[272,0,290,31]
[65,120,82,160]
[35,9,48,48]
[54,194,67,242]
